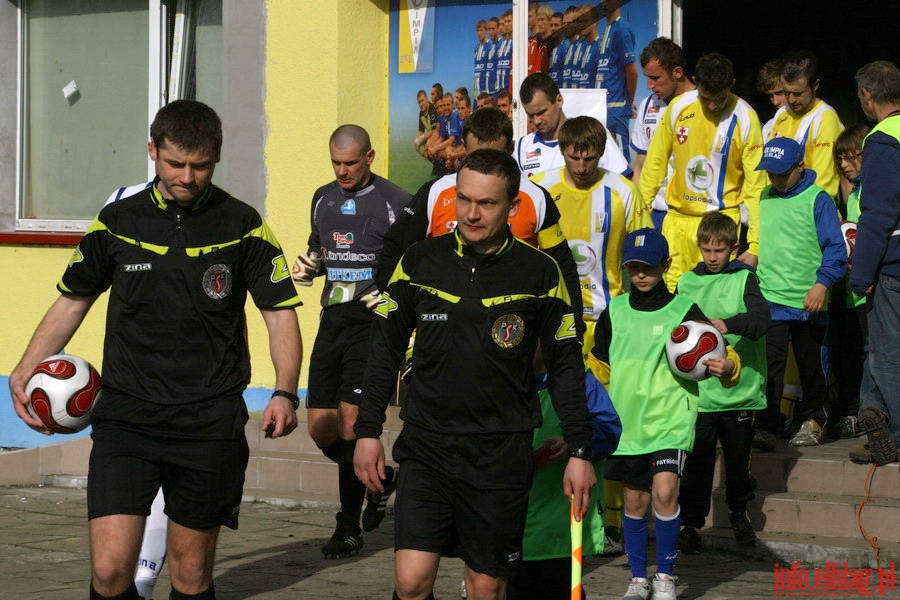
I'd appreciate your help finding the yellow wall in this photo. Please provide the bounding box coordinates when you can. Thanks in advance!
[0,0,390,391]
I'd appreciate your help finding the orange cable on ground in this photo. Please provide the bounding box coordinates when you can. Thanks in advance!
[855,463,881,570]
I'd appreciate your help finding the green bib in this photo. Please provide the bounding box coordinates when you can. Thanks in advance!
[522,385,605,560]
[677,270,767,411]
[844,188,866,309]
[608,293,698,454]
[758,183,826,309]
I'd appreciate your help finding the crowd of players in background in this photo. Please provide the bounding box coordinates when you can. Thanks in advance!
[400,3,900,596]
[416,1,637,177]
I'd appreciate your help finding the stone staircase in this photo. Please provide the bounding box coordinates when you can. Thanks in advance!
[2,408,899,566]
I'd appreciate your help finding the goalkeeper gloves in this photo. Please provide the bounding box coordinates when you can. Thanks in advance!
[291,252,322,286]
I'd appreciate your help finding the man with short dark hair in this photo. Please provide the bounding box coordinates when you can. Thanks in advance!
[293,124,411,558]
[355,148,597,600]
[514,72,630,178]
[9,100,303,600]
[414,89,438,157]
[767,50,844,198]
[849,60,900,466]
[377,108,582,324]
[639,52,766,290]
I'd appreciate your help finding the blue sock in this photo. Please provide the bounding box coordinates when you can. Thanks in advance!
[623,512,649,578]
[654,508,681,576]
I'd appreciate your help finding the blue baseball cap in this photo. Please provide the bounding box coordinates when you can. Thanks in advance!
[622,228,669,266]
[756,137,803,174]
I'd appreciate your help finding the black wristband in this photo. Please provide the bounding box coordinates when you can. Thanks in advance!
[271,389,300,410]
[568,444,594,461]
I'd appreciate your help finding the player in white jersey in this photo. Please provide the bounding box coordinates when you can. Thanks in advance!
[513,72,631,178]
[631,38,695,230]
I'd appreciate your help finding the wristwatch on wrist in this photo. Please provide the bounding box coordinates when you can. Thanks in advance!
[271,389,301,411]
[568,444,594,461]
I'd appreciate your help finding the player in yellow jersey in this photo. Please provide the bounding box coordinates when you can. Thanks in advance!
[639,53,766,291]
[767,50,844,199]
[531,115,650,560]
[532,115,650,353]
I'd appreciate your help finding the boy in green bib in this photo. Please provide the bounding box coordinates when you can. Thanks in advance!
[754,137,847,448]
[587,228,740,600]
[675,213,770,554]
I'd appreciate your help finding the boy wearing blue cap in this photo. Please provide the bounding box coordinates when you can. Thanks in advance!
[588,228,740,600]
[754,137,847,448]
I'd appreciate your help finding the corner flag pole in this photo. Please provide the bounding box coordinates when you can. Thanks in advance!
[570,494,583,600]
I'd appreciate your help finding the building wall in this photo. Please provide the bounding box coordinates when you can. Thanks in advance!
[0,1,390,423]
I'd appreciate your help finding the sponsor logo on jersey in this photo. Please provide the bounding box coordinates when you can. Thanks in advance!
[327,268,373,282]
[525,149,542,159]
[123,263,152,272]
[676,126,689,144]
[492,314,525,348]
[569,240,598,278]
[685,156,714,193]
[202,263,233,300]
[333,232,355,248]
[340,199,357,215]
[326,250,376,262]
[647,105,660,115]
[522,162,540,170]
[420,313,448,321]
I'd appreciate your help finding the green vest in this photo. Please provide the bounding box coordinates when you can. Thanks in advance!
[608,293,697,454]
[844,188,866,309]
[522,385,605,560]
[758,183,826,309]
[677,270,767,412]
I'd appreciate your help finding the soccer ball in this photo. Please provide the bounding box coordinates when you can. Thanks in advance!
[665,321,726,381]
[840,221,857,266]
[25,354,102,433]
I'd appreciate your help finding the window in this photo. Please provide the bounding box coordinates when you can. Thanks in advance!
[6,0,229,238]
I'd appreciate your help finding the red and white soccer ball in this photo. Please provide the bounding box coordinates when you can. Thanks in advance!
[25,354,102,433]
[840,220,857,267]
[665,321,726,381]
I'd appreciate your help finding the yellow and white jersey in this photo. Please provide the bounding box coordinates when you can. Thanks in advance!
[639,89,766,254]
[767,99,844,198]
[532,166,650,321]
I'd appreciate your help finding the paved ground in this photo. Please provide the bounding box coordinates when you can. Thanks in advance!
[0,485,817,600]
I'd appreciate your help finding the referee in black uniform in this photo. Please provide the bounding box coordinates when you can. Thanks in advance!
[355,149,596,600]
[9,100,303,600]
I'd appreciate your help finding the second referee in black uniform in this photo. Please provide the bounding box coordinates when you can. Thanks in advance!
[355,149,597,600]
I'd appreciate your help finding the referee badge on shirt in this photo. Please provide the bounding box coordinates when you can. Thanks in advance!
[202,263,233,300]
[492,314,525,349]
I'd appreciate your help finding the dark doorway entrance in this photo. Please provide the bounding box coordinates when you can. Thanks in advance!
[681,0,900,127]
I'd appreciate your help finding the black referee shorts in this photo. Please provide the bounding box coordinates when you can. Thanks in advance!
[88,421,249,530]
[307,301,374,409]
[392,428,533,578]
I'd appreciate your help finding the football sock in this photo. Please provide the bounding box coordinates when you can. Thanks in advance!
[135,488,168,600]
[90,582,140,600]
[169,582,215,599]
[654,508,681,576]
[623,512,649,579]
[338,439,366,520]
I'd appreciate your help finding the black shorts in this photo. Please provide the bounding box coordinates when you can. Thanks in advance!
[87,419,249,530]
[391,427,533,577]
[307,302,374,409]
[604,449,685,488]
